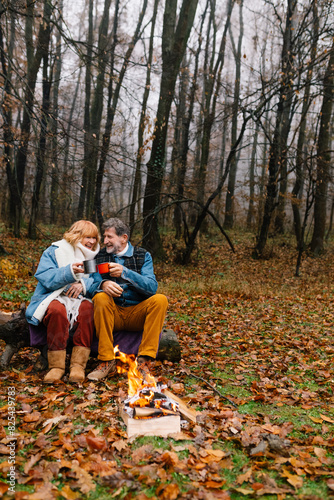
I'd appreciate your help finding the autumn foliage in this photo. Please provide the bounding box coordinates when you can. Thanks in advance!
[0,230,333,499]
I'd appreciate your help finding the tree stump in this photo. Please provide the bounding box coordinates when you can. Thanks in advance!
[0,308,182,369]
[157,328,181,362]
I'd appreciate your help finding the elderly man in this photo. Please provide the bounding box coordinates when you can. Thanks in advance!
[88,218,168,381]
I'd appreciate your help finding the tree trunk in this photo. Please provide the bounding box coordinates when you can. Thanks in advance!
[28,52,51,239]
[254,0,297,257]
[7,0,52,236]
[85,0,112,220]
[182,114,250,264]
[77,0,94,219]
[0,5,15,226]
[196,0,234,232]
[310,41,334,254]
[94,0,148,229]
[246,121,259,229]
[50,0,63,225]
[292,1,318,248]
[142,0,199,257]
[129,0,159,233]
[224,0,243,229]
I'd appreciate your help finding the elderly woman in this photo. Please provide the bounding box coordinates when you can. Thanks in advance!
[26,220,101,384]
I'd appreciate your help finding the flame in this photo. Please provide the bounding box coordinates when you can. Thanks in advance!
[114,346,156,397]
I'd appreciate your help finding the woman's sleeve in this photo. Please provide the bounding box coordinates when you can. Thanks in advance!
[34,246,77,291]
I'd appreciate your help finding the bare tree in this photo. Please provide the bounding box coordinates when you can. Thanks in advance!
[254,0,298,258]
[129,0,160,233]
[4,0,53,236]
[142,0,199,257]
[94,0,148,228]
[224,0,244,229]
[310,40,334,254]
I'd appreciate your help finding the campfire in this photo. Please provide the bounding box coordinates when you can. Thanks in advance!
[114,346,183,437]
[114,346,179,420]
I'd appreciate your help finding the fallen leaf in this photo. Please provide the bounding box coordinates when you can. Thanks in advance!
[86,435,107,451]
[236,468,253,485]
[233,487,254,495]
[60,485,80,499]
[327,478,334,491]
[320,414,334,424]
[42,415,68,427]
[281,469,303,489]
[309,416,323,424]
[23,411,41,422]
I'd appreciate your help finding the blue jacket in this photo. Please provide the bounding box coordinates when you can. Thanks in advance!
[94,242,158,307]
[26,239,100,325]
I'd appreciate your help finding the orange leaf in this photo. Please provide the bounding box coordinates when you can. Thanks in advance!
[309,416,323,424]
[204,480,226,488]
[320,414,334,424]
[23,411,41,422]
[251,482,264,491]
[60,485,80,499]
[86,436,107,451]
[236,468,252,485]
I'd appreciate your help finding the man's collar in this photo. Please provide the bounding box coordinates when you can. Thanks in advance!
[101,242,134,257]
[116,243,129,257]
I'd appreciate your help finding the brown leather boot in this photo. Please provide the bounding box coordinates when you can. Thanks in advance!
[69,346,91,383]
[44,350,66,384]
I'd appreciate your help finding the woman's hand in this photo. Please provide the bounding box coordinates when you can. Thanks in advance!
[72,262,84,274]
[65,282,83,298]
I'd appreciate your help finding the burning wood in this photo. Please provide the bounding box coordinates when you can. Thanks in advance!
[123,387,180,420]
[115,346,182,437]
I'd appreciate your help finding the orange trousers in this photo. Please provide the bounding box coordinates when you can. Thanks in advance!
[93,292,168,360]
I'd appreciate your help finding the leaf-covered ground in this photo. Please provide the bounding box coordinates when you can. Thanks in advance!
[0,227,334,499]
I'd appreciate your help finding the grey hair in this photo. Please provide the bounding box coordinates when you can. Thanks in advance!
[102,218,130,238]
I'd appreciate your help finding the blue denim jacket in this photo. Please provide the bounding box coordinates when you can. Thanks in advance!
[26,240,100,325]
[93,242,158,307]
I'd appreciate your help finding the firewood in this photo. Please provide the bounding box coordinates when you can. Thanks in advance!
[133,407,178,418]
[162,389,198,423]
[120,406,180,437]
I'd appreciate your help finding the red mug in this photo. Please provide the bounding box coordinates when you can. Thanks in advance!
[97,262,110,274]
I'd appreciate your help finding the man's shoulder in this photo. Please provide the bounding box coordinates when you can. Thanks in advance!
[132,246,148,256]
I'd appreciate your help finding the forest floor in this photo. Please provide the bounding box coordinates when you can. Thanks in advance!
[0,226,333,500]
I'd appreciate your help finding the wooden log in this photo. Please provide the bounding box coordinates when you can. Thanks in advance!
[162,389,199,423]
[120,406,180,438]
[0,308,182,369]
[133,407,178,418]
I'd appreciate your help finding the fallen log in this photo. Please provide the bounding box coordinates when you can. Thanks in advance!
[0,307,181,370]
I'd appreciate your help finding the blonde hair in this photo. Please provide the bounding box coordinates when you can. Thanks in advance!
[63,220,100,250]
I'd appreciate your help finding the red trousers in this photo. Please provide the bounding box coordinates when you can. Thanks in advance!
[43,299,94,351]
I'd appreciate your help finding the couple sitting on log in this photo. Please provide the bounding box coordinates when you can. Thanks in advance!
[25,218,168,384]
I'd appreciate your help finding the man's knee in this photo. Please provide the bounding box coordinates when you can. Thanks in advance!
[150,293,168,311]
[93,292,111,308]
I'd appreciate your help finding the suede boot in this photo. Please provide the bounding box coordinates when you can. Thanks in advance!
[69,346,91,383]
[44,350,66,384]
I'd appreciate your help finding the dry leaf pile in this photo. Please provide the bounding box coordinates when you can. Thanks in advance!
[0,231,333,499]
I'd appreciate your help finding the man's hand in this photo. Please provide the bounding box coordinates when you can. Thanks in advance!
[65,282,83,298]
[101,280,123,297]
[108,262,123,277]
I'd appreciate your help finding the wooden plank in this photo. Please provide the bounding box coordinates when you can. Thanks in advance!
[161,389,198,423]
[120,407,180,438]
